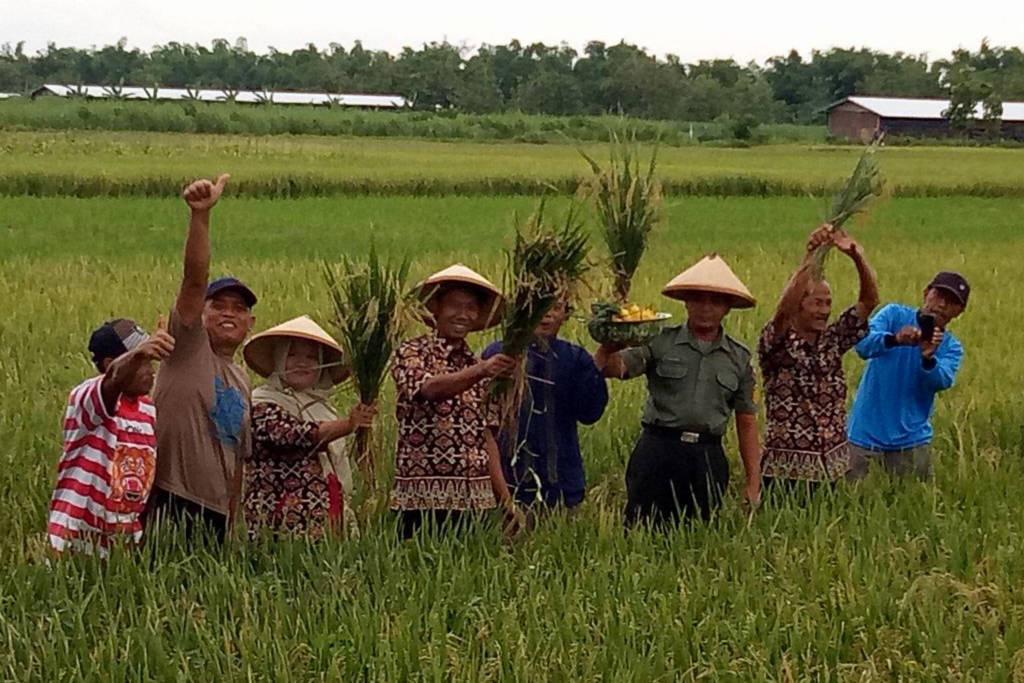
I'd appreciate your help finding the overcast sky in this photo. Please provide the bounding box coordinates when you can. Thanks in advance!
[5,0,1022,64]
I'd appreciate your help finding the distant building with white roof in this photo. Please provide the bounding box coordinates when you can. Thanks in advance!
[29,84,408,109]
[827,96,1024,141]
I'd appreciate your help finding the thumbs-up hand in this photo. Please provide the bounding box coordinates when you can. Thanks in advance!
[134,314,175,362]
[182,173,230,212]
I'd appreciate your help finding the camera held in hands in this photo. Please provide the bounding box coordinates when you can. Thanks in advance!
[916,311,936,342]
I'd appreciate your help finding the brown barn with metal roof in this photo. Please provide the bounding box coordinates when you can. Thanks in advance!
[827,96,1024,141]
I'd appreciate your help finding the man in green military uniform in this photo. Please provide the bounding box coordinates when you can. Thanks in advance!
[596,254,761,526]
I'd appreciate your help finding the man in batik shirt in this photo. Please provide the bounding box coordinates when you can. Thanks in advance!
[758,224,878,495]
[390,264,519,539]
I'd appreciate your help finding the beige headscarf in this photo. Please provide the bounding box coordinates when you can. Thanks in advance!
[251,339,357,533]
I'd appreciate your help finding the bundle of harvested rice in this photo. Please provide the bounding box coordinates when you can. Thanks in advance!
[492,200,590,422]
[322,246,412,491]
[811,138,886,277]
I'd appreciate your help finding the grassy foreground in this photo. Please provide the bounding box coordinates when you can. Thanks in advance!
[2,193,1023,679]
[4,130,1024,198]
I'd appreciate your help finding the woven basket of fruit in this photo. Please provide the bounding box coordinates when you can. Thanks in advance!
[587,302,671,346]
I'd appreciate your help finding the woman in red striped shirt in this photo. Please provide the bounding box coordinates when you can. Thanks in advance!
[47,318,174,556]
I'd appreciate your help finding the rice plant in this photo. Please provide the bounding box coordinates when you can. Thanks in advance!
[811,138,886,277]
[492,199,590,425]
[323,245,412,492]
[579,131,663,303]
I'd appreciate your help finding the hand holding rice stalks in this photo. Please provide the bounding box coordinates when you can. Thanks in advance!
[811,138,885,278]
[493,200,590,423]
[323,246,412,492]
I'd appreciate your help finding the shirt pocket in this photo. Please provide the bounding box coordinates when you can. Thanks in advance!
[655,359,689,380]
[715,369,739,395]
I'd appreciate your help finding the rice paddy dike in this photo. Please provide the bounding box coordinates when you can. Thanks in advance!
[1,130,1024,678]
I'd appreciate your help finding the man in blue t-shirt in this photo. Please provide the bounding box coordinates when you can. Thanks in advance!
[484,300,609,508]
[847,271,969,481]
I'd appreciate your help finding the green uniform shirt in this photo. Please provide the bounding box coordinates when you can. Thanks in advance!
[621,323,757,435]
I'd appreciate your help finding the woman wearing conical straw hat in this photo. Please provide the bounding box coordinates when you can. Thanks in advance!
[242,315,376,539]
[595,254,762,526]
[390,264,523,539]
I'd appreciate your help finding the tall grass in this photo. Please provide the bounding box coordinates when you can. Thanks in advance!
[1,194,1023,678]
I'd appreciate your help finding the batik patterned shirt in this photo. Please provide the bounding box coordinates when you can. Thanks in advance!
[758,306,868,482]
[390,333,499,511]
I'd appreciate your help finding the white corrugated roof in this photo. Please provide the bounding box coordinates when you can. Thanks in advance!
[839,96,1024,122]
[0,92,21,99]
[34,84,407,108]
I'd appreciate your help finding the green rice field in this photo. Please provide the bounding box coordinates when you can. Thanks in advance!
[1,130,1023,680]
[4,130,1024,198]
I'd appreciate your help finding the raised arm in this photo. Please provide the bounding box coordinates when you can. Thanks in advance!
[176,174,230,325]
[99,330,176,413]
[769,224,832,337]
[832,229,879,319]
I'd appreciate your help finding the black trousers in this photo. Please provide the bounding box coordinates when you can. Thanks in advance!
[146,487,228,544]
[624,430,729,527]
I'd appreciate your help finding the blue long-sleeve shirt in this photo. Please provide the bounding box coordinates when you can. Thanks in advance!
[847,303,964,450]
[483,337,608,507]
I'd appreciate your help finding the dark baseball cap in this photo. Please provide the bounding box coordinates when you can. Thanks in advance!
[927,271,970,307]
[88,318,149,371]
[206,277,257,308]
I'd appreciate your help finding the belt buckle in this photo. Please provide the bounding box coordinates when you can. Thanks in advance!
[679,431,699,444]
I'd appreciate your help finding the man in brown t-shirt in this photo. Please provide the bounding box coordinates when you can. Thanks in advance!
[149,174,256,541]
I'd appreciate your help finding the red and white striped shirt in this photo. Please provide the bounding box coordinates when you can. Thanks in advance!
[48,376,157,555]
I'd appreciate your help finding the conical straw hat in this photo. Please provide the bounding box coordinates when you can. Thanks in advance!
[416,263,504,331]
[243,315,348,383]
[661,253,756,309]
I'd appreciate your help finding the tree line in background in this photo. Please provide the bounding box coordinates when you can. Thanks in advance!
[1,37,1023,125]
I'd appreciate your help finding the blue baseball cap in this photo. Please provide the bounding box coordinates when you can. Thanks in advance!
[206,277,257,308]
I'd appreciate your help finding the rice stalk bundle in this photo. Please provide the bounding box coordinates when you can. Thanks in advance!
[493,200,590,425]
[580,131,663,303]
[322,245,412,489]
[811,138,886,277]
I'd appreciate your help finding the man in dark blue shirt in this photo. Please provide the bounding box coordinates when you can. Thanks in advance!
[484,301,609,508]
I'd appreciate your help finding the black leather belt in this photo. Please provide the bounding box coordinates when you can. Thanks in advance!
[642,423,722,445]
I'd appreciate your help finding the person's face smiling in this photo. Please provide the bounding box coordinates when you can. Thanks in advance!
[203,290,254,350]
[796,279,832,334]
[434,287,481,340]
[283,339,321,391]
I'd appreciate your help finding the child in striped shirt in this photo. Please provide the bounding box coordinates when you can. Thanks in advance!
[47,318,174,556]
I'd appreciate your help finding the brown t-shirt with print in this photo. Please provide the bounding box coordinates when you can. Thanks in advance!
[153,309,251,515]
